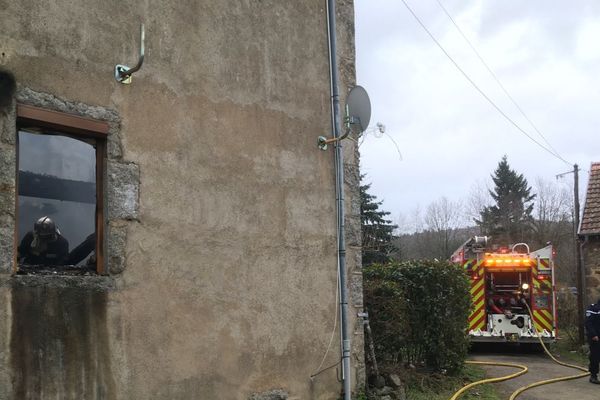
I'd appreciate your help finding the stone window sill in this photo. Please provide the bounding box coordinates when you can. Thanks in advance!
[2,274,115,290]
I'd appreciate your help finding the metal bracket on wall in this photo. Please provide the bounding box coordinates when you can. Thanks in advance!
[318,126,351,151]
[318,86,371,151]
[115,24,145,85]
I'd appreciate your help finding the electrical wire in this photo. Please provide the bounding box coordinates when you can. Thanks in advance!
[358,128,404,161]
[399,0,572,166]
[310,359,342,379]
[434,0,566,163]
[310,261,340,379]
[382,131,403,161]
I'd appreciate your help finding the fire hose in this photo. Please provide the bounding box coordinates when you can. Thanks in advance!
[450,302,589,400]
[449,361,528,400]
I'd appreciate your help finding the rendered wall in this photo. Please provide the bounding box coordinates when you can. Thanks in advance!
[0,0,364,399]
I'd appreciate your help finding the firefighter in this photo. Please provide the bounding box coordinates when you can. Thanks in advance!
[18,216,69,266]
[66,232,96,266]
[585,299,600,384]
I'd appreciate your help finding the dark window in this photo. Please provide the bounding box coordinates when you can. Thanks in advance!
[16,105,107,274]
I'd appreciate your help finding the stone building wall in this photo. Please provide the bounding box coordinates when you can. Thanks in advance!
[584,236,600,305]
[337,0,366,389]
[0,1,363,399]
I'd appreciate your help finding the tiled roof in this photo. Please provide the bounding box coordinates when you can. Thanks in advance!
[580,162,600,235]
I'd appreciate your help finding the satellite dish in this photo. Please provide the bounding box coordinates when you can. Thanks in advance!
[345,85,371,133]
[317,85,372,150]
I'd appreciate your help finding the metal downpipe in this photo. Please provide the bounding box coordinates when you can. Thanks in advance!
[326,0,352,398]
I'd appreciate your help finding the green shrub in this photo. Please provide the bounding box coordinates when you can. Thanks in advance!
[364,260,471,374]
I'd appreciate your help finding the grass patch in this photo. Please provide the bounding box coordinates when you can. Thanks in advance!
[402,364,501,400]
[548,328,588,366]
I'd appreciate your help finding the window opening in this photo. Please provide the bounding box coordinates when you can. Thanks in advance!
[15,105,107,275]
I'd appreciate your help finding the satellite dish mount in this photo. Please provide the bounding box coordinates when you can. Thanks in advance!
[318,85,371,150]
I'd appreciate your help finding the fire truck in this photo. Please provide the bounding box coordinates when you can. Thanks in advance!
[451,236,557,343]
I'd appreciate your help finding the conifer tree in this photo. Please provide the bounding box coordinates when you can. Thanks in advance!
[360,177,398,265]
[476,156,536,243]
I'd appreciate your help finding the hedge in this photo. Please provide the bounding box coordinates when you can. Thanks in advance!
[363,260,471,374]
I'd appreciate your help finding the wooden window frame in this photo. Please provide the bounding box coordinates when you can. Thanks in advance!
[15,104,109,275]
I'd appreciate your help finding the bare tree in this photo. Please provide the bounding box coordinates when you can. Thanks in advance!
[394,205,426,260]
[425,197,462,231]
[532,177,576,285]
[411,205,424,233]
[465,179,493,227]
[393,213,410,235]
[395,197,481,261]
[533,177,572,238]
[423,197,465,259]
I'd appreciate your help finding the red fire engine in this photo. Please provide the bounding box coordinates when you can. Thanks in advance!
[451,236,557,343]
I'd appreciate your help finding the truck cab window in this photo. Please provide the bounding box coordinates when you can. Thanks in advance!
[17,129,97,273]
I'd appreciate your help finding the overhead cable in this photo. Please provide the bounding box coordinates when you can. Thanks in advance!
[399,0,572,166]
[434,0,565,162]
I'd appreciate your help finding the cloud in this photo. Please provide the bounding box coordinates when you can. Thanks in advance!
[356,0,600,220]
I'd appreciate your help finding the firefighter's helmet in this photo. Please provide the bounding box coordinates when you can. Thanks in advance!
[34,216,57,238]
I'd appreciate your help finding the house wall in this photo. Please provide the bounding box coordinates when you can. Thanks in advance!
[584,236,600,306]
[0,1,363,399]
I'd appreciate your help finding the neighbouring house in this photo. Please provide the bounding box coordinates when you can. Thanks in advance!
[0,1,364,399]
[580,162,600,305]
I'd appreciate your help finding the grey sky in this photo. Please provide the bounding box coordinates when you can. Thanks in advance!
[355,0,600,227]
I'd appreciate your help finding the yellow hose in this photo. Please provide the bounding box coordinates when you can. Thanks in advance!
[449,361,528,400]
[507,302,589,400]
[450,301,590,400]
[508,371,590,400]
